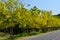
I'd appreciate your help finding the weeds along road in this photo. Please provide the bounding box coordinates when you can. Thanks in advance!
[24,30,60,40]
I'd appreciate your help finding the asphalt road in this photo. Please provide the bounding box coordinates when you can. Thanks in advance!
[25,30,60,40]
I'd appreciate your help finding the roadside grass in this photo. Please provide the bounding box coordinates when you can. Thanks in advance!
[15,30,60,40]
[14,29,42,38]
[0,32,9,40]
[0,29,59,40]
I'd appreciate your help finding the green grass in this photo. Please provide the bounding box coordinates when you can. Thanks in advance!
[14,29,43,39]
[0,32,9,40]
[0,29,59,40]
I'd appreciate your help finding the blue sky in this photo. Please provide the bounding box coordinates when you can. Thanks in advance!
[22,0,60,15]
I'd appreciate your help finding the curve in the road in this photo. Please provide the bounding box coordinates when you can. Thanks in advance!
[25,30,60,40]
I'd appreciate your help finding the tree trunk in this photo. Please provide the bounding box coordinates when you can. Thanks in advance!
[9,27,14,40]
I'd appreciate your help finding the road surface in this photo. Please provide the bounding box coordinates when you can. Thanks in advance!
[25,30,60,40]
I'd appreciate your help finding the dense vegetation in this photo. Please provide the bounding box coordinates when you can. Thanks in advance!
[0,0,60,40]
